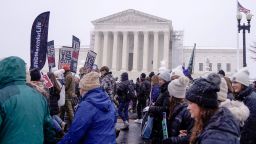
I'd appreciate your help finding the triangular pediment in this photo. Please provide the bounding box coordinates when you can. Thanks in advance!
[92,9,170,24]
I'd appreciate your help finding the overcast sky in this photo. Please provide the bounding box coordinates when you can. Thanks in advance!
[0,0,256,75]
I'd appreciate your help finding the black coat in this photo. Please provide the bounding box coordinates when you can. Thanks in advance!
[195,107,240,144]
[164,103,194,144]
[149,82,171,140]
[49,87,60,116]
[236,86,256,144]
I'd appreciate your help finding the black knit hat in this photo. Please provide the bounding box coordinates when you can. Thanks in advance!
[149,72,155,78]
[121,72,128,82]
[140,73,146,79]
[186,73,221,108]
[30,68,41,81]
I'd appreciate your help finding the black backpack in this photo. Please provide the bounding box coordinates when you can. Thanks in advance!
[117,80,135,101]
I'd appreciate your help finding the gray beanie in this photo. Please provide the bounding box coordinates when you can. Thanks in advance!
[168,76,189,99]
[231,67,250,87]
[159,71,171,82]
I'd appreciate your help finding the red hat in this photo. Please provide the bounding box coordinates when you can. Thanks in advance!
[62,64,70,71]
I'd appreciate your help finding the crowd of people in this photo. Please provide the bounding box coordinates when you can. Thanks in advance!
[1,56,256,144]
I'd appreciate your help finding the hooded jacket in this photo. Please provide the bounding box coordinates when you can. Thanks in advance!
[100,72,115,96]
[195,107,240,144]
[0,56,54,144]
[59,87,117,144]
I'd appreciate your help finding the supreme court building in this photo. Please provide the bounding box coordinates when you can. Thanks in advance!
[90,9,184,78]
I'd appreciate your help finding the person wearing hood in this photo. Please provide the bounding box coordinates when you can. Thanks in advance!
[116,72,133,130]
[149,71,171,143]
[58,72,117,144]
[231,68,256,144]
[99,66,115,100]
[163,76,194,144]
[186,73,240,144]
[0,56,55,144]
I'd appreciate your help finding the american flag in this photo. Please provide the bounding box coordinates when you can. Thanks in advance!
[238,1,250,14]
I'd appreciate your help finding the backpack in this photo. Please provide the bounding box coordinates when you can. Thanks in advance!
[126,81,136,100]
[117,80,135,101]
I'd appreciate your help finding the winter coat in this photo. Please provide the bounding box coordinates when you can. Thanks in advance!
[58,87,117,144]
[195,107,240,144]
[149,82,171,140]
[151,84,160,103]
[100,72,115,96]
[64,71,75,99]
[164,103,194,144]
[137,79,151,101]
[49,87,60,115]
[0,56,55,144]
[235,86,256,144]
[116,80,133,102]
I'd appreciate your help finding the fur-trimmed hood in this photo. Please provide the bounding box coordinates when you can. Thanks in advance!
[220,99,250,126]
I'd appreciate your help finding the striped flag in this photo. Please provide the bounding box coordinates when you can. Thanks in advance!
[238,1,250,14]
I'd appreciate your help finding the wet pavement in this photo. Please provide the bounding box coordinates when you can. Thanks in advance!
[116,111,148,144]
[116,119,145,144]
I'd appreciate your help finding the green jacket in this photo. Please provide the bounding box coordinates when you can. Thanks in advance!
[0,56,54,144]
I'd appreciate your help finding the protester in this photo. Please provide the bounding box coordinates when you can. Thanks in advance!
[59,72,116,144]
[231,68,256,144]
[186,73,240,144]
[0,56,55,144]
[60,64,75,127]
[47,72,66,136]
[150,75,160,103]
[135,73,151,123]
[116,72,132,130]
[99,66,115,99]
[149,71,171,143]
[163,76,194,144]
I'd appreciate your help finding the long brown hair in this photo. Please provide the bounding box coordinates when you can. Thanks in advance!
[190,107,218,144]
[168,96,184,120]
[47,72,61,93]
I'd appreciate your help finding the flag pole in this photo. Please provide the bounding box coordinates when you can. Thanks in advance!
[236,0,240,71]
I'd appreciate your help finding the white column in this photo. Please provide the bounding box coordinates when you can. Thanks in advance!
[121,31,128,71]
[94,31,100,65]
[132,31,139,71]
[112,31,118,71]
[153,31,159,72]
[142,31,149,71]
[164,31,170,69]
[102,31,109,66]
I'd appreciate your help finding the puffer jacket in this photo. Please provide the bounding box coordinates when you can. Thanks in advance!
[0,56,55,144]
[195,107,240,144]
[235,86,256,144]
[58,87,117,144]
[163,103,194,144]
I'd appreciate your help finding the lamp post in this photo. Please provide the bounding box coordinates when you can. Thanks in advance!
[237,12,253,67]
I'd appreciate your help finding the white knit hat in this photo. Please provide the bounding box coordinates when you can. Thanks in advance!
[217,78,228,102]
[159,71,171,82]
[79,72,100,92]
[231,67,250,87]
[168,76,189,98]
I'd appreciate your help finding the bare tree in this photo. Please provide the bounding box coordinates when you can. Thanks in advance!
[249,42,256,60]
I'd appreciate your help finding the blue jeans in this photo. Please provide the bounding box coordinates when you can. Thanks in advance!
[118,101,129,122]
